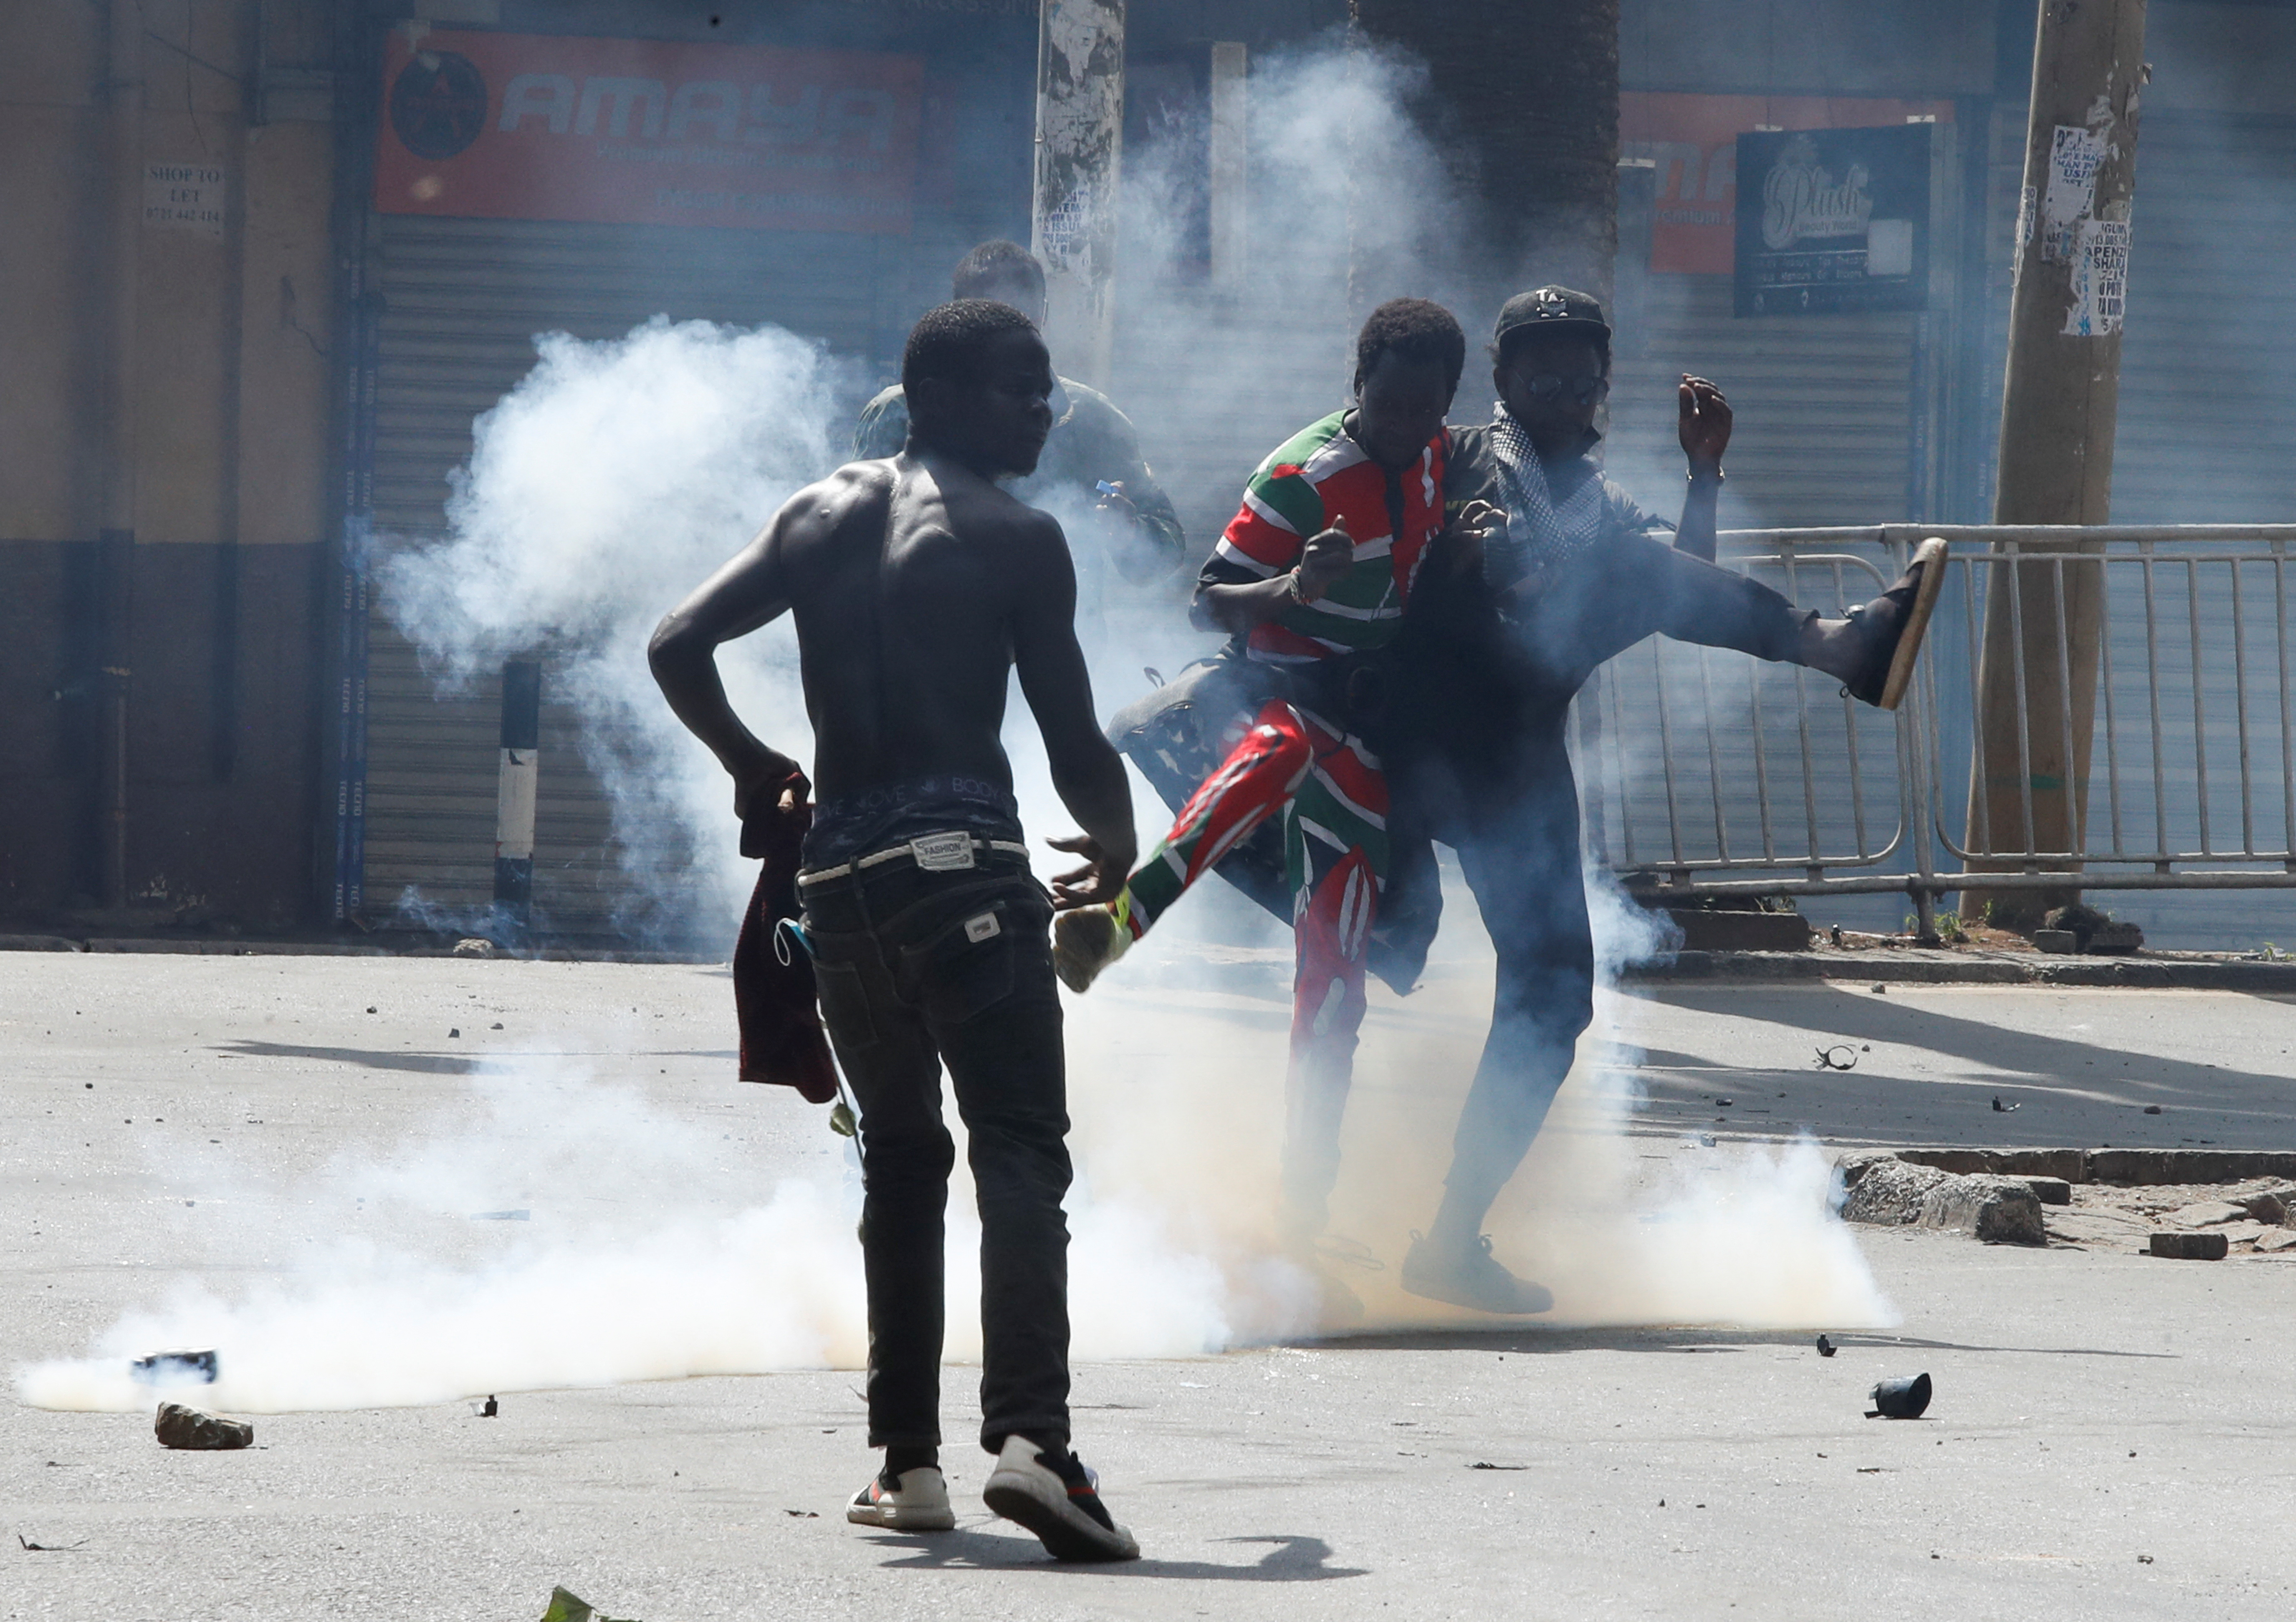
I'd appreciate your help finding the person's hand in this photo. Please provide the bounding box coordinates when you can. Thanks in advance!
[1449,499,1506,571]
[1295,517,1355,603]
[732,751,807,826]
[1044,832,1134,910]
[1092,480,1139,523]
[1678,374,1731,472]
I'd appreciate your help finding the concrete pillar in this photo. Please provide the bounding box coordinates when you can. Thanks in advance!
[493,660,541,937]
[1031,0,1124,387]
[1963,0,2149,924]
[96,0,145,910]
[1208,42,1247,293]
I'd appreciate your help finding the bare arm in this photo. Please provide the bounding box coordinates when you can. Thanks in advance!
[1189,521,1355,633]
[648,512,807,819]
[1674,374,1731,564]
[1009,514,1137,906]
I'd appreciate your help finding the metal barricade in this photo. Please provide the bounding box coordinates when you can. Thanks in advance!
[1580,524,2296,928]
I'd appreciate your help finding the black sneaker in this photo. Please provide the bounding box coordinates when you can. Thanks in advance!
[982,1435,1140,1561]
[1842,537,1948,711]
[1401,1231,1555,1316]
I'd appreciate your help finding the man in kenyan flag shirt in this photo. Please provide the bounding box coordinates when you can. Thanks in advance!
[1050,298,1466,1281]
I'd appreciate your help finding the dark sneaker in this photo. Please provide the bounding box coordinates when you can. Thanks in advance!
[983,1435,1140,1561]
[846,1464,956,1531]
[1401,1231,1555,1316]
[1051,906,1130,993]
[1843,536,1949,710]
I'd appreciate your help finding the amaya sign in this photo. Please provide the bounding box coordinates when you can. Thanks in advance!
[374,29,924,235]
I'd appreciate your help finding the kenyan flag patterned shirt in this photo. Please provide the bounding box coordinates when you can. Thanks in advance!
[1202,411,1447,666]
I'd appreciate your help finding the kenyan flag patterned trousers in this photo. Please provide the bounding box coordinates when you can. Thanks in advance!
[1115,698,1388,1236]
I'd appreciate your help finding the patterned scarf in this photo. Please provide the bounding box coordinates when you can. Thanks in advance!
[1484,402,1609,591]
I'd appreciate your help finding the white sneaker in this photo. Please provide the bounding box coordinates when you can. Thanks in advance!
[845,1464,956,1531]
[982,1435,1140,1561]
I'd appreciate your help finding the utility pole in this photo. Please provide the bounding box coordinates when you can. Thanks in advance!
[1963,0,2148,926]
[1031,0,1125,389]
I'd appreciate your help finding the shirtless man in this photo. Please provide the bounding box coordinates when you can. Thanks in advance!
[649,299,1141,1562]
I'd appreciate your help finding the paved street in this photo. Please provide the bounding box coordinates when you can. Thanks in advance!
[5,947,2294,1620]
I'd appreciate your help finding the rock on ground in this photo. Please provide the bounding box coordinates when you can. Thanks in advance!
[1837,1159,2045,1245]
[154,1403,253,1450]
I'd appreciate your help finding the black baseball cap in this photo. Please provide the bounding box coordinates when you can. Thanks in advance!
[1492,286,1611,354]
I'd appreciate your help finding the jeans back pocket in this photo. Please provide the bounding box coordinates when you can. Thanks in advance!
[899,896,1032,1028]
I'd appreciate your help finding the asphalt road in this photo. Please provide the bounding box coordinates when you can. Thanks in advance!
[4,950,2293,1620]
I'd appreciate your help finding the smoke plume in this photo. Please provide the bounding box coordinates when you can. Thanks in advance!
[20,35,1891,1418]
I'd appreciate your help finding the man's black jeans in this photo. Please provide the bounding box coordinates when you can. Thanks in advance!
[798,846,1071,1456]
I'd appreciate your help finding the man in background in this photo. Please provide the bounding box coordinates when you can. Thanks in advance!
[855,241,1188,626]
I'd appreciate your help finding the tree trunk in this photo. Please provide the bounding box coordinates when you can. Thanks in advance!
[1349,0,1622,330]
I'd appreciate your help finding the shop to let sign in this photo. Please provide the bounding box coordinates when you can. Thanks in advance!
[145,163,227,235]
[374,29,924,235]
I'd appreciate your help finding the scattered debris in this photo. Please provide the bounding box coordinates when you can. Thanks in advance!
[1715,1097,1734,1107]
[454,938,497,958]
[17,1534,88,1551]
[2258,1230,2296,1253]
[480,1396,498,1418]
[2138,1554,2154,1564]
[2149,1231,2228,1261]
[491,1022,504,1030]
[540,1588,640,1622]
[130,1349,218,1385]
[783,1508,819,1518]
[448,1028,462,1039]
[2142,1104,2163,1114]
[154,1402,252,1450]
[2166,1200,2248,1228]
[471,1210,531,1222]
[365,1005,377,1013]
[1815,1045,1858,1070]
[1816,1335,1836,1357]
[1866,1373,1932,1420]
[1871,983,1887,994]
[1469,1461,1528,1471]
[1992,1096,2020,1113]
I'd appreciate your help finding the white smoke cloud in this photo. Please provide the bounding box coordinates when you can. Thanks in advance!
[20,35,1894,1420]
[379,316,854,936]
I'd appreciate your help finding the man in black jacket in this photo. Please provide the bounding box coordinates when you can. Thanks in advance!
[1391,287,1945,1314]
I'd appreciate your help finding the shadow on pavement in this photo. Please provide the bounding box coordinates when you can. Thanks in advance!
[1650,982,2293,1114]
[212,1039,739,1073]
[1305,1325,2177,1359]
[869,1528,1366,1580]
[215,1040,479,1075]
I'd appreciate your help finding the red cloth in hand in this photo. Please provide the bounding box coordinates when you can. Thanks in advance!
[732,794,838,1104]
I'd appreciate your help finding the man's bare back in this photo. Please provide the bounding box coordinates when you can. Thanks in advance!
[650,316,1135,898]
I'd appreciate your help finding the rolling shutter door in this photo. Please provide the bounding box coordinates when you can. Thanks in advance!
[1608,274,1917,528]
[362,212,890,937]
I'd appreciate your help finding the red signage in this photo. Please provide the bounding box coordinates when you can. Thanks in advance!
[375,28,923,235]
[1622,93,1953,274]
